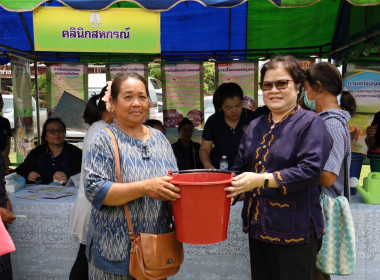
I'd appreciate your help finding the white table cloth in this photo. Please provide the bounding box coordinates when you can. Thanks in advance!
[6,189,380,280]
[8,186,78,280]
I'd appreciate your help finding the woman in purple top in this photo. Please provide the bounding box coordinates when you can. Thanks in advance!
[225,56,333,280]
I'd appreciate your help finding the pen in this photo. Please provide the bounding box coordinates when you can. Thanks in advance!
[16,215,27,218]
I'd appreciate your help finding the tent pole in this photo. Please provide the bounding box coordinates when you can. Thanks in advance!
[18,13,34,50]
[329,0,345,54]
[33,61,41,145]
[330,30,380,54]
[0,44,36,59]
[228,8,232,57]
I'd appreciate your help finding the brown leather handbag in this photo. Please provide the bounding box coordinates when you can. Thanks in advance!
[105,127,184,280]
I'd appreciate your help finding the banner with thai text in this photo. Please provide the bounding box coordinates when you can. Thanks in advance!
[106,63,147,79]
[10,56,34,164]
[34,7,160,53]
[216,62,257,110]
[344,63,380,154]
[47,63,88,107]
[162,63,203,128]
[344,69,380,114]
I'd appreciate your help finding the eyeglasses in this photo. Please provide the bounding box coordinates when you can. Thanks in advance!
[260,79,295,91]
[46,129,65,135]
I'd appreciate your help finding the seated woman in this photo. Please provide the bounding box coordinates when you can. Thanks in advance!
[14,118,82,185]
[171,118,203,170]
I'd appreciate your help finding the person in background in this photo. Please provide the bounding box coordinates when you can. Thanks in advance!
[68,85,114,280]
[14,118,82,185]
[144,119,165,134]
[0,116,16,279]
[365,111,380,150]
[0,183,15,280]
[305,62,356,280]
[200,82,269,169]
[305,62,356,195]
[0,93,12,170]
[84,73,180,279]
[225,55,333,280]
[171,118,203,170]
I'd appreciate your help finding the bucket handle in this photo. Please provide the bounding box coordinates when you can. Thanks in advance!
[168,169,234,175]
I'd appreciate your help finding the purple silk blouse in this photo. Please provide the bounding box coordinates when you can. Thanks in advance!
[232,105,333,245]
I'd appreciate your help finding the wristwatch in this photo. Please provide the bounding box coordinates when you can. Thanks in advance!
[263,173,269,189]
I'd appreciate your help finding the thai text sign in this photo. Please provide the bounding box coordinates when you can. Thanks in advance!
[163,63,203,128]
[106,63,147,79]
[344,70,380,114]
[217,62,257,110]
[33,7,160,53]
[47,63,88,106]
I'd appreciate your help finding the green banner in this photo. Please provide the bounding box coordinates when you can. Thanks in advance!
[33,7,160,53]
[10,56,34,163]
[162,63,203,128]
[47,63,88,107]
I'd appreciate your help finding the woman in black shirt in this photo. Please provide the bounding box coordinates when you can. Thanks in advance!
[14,118,82,184]
[172,118,203,170]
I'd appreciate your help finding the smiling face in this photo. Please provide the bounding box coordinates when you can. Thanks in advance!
[111,77,149,127]
[221,96,243,121]
[262,66,299,116]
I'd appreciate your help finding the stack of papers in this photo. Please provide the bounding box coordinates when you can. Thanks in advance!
[16,185,76,200]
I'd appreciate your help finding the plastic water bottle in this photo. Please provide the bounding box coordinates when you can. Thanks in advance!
[220,155,229,170]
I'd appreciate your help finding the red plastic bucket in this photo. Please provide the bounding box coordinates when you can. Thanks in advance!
[170,169,233,244]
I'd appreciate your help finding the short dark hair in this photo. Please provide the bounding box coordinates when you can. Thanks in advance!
[145,119,163,128]
[305,62,356,116]
[177,117,194,132]
[260,55,305,96]
[111,73,149,101]
[213,83,244,112]
[83,84,108,125]
[41,118,66,145]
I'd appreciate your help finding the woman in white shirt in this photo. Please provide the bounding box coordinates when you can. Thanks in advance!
[68,85,114,280]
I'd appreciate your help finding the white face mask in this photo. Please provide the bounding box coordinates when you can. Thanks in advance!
[303,89,317,111]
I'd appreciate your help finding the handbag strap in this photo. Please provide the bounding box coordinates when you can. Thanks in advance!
[343,153,349,201]
[104,127,136,240]
[323,116,350,201]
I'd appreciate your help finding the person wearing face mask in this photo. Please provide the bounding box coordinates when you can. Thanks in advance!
[305,62,356,198]
[200,83,269,170]
[305,62,356,280]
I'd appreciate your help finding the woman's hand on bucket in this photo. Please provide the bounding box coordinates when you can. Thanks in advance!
[144,176,181,201]
[225,172,263,197]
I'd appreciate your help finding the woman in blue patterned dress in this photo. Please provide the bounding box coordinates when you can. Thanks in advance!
[84,73,180,279]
